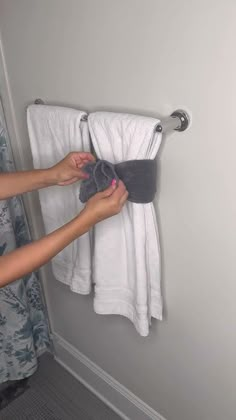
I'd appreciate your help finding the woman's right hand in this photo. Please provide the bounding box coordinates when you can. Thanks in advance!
[83,180,128,225]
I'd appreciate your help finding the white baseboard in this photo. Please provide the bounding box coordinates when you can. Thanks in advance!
[52,332,166,420]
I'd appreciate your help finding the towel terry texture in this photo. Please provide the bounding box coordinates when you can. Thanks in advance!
[79,159,157,204]
[27,105,92,294]
[88,112,162,336]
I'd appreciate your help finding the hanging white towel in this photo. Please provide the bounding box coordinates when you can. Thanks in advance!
[88,112,163,336]
[27,105,92,294]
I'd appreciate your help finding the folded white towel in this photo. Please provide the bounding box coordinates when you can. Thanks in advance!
[88,112,163,336]
[27,105,92,294]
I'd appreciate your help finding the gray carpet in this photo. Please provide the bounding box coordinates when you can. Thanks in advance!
[0,352,122,420]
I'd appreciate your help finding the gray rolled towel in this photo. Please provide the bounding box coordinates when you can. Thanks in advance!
[79,159,157,204]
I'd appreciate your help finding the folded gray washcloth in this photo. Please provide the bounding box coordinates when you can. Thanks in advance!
[79,159,157,204]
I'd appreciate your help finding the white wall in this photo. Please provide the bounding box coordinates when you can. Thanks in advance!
[0,1,235,419]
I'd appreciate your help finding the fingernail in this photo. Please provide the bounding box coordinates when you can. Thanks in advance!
[111,179,117,187]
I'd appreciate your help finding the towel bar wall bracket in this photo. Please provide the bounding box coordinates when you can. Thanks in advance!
[33,99,190,134]
[156,109,190,133]
[34,99,45,105]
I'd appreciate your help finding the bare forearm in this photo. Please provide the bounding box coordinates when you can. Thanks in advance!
[0,211,94,288]
[0,169,56,200]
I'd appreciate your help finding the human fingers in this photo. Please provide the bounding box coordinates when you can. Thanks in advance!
[119,190,129,207]
[110,180,126,199]
[94,181,117,199]
[71,152,95,167]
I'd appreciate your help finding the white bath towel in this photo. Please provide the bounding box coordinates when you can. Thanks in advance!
[88,112,163,336]
[27,105,92,294]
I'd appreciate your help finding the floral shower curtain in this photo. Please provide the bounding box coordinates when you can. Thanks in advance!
[0,108,49,383]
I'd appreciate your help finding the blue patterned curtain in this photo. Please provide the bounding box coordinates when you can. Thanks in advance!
[0,117,49,383]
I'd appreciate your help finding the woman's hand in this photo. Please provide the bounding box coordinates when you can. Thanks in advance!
[0,177,127,287]
[82,180,128,225]
[49,152,95,186]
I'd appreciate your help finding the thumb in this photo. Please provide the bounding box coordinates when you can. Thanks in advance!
[99,179,117,198]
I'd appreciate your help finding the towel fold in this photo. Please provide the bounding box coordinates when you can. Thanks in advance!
[27,105,92,294]
[79,159,157,203]
[79,160,119,203]
[88,112,163,336]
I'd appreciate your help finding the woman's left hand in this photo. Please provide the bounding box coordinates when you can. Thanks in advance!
[50,152,95,186]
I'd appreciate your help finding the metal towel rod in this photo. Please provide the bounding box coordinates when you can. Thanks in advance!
[34,99,190,134]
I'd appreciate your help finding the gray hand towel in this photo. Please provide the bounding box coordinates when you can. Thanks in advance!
[79,159,157,203]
